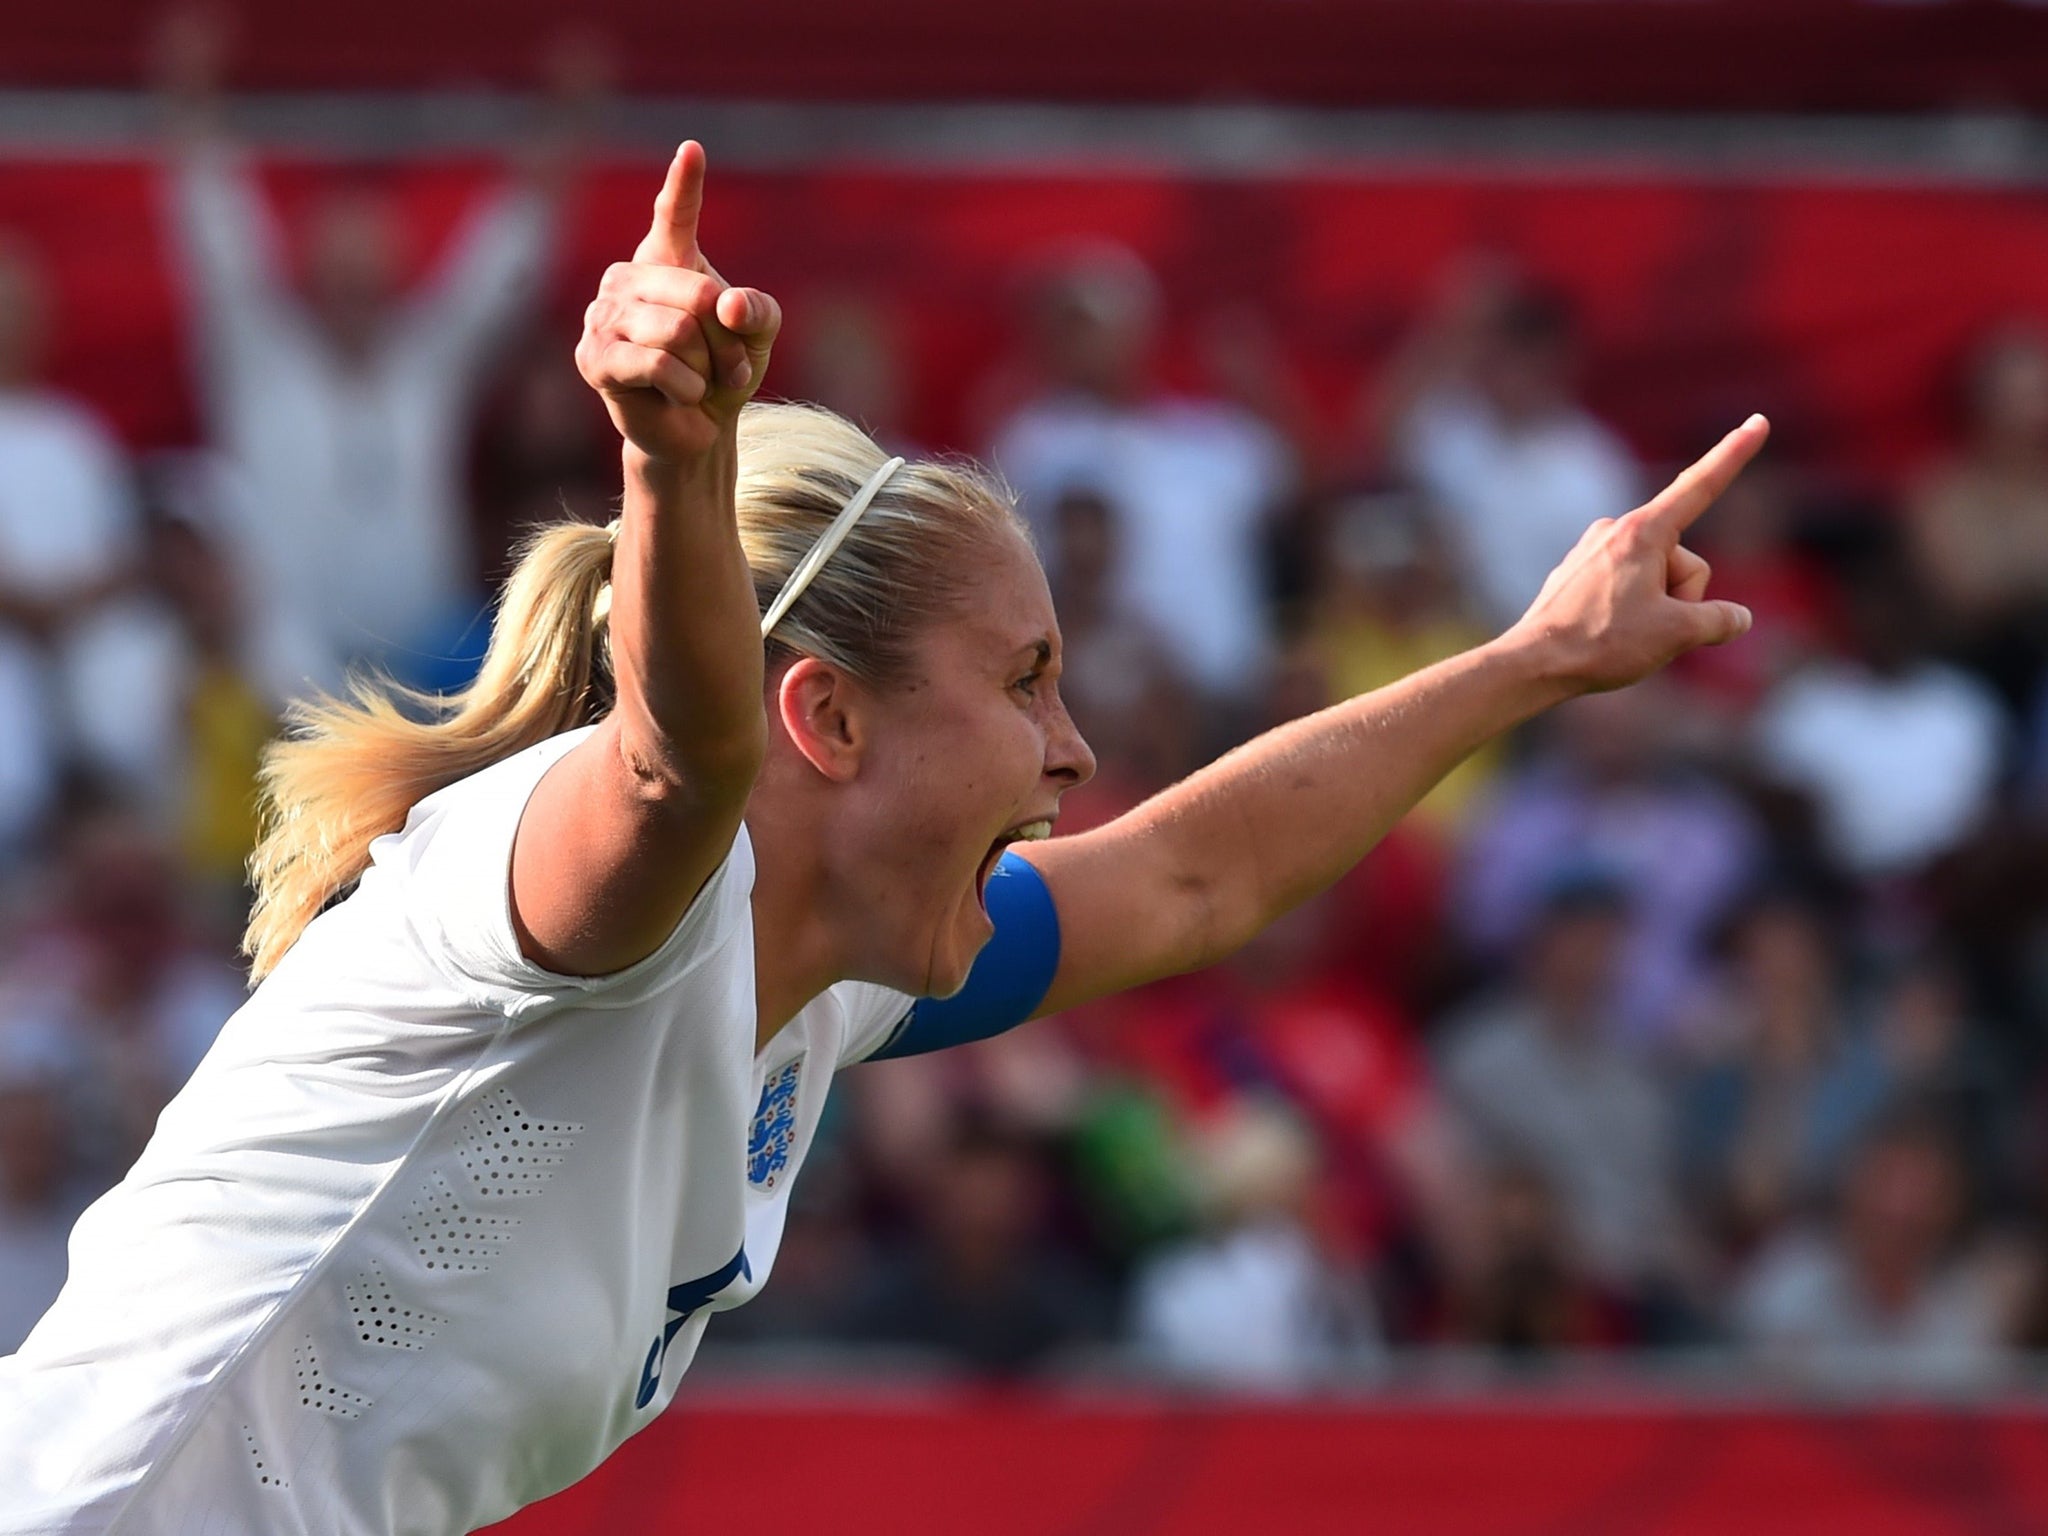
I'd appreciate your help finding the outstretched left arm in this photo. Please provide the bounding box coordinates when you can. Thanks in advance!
[1020,416,1768,1018]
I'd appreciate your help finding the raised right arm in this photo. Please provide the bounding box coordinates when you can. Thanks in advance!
[507,144,785,976]
[151,7,291,338]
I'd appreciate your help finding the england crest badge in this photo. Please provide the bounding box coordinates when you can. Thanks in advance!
[747,1058,803,1191]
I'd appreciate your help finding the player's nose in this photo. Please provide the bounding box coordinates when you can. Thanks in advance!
[1046,699,1096,790]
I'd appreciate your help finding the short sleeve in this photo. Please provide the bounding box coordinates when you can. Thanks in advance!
[369,727,754,1020]
[831,980,918,1071]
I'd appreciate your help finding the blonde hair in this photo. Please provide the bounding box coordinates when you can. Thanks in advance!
[243,402,1025,979]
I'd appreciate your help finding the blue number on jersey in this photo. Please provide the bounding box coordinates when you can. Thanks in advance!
[634,1244,751,1409]
[866,851,1062,1061]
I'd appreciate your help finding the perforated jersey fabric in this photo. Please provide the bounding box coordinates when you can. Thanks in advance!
[0,727,913,1536]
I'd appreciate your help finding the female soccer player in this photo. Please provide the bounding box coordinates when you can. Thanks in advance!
[0,145,1761,1535]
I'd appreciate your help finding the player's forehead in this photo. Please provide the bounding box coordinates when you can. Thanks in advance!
[944,531,1062,662]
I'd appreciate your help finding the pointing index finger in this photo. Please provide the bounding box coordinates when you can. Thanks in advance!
[1638,414,1770,538]
[634,140,707,269]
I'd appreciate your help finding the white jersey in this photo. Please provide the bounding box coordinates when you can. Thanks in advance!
[0,728,913,1536]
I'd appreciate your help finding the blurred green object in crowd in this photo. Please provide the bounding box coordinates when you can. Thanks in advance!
[1070,1084,1197,1261]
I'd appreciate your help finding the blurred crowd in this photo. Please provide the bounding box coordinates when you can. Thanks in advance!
[758,253,2048,1393]
[8,27,2048,1396]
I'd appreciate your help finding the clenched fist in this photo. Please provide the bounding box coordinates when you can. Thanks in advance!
[575,141,782,464]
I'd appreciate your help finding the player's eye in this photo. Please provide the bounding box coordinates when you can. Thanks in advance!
[1013,671,1042,698]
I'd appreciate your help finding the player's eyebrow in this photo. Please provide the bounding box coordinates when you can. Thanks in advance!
[1011,639,1054,669]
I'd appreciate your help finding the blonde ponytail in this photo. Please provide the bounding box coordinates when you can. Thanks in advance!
[242,521,617,979]
[243,401,1027,980]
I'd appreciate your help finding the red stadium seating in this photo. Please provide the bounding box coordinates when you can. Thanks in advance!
[4,157,2046,472]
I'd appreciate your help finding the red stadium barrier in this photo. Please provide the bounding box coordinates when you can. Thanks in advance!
[486,1391,2048,1536]
[4,157,2047,476]
[6,0,2048,111]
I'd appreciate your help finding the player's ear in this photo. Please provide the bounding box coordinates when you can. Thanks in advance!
[774,656,865,782]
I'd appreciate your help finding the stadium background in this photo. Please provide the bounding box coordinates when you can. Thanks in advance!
[3,3,2048,1529]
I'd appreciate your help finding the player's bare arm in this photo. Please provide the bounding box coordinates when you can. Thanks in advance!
[510,142,785,976]
[1021,415,1768,1014]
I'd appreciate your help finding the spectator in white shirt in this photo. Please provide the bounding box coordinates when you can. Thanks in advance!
[991,242,1294,704]
[1754,543,2007,879]
[1132,1101,1380,1388]
[153,8,583,699]
[1379,263,1640,627]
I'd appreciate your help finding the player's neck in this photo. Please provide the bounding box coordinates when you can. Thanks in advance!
[745,814,852,1051]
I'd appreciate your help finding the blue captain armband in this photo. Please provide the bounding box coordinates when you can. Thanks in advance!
[865,852,1062,1061]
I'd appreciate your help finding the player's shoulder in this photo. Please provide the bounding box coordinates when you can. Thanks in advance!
[425,724,602,812]
[347,725,757,1014]
[374,725,609,874]
[805,979,915,1070]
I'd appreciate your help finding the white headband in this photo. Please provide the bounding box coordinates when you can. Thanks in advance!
[759,456,905,639]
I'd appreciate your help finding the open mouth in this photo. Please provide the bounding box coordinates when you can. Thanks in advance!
[975,819,1054,909]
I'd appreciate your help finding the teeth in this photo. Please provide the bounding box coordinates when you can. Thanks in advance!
[1009,820,1053,843]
